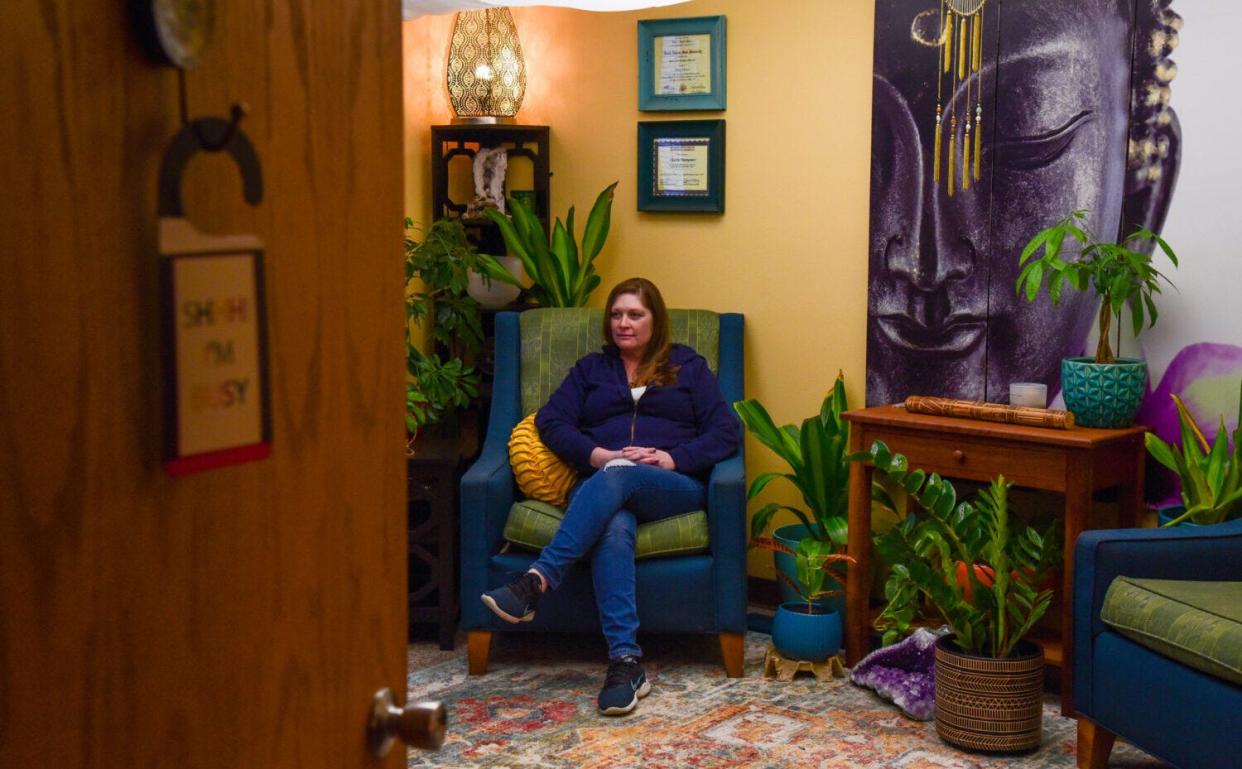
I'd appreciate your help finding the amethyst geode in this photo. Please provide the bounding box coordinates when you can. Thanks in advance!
[849,627,946,720]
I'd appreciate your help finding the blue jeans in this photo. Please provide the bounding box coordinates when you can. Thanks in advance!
[529,464,706,660]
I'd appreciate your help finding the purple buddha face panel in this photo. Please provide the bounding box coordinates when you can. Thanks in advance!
[866,0,1179,405]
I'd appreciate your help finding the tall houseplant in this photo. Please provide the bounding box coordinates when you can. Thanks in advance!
[733,374,850,609]
[484,182,617,307]
[1145,380,1242,526]
[403,217,512,444]
[1016,210,1177,427]
[859,440,1061,752]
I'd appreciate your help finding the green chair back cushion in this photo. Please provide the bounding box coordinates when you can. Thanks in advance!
[1101,576,1242,687]
[518,308,720,417]
[503,499,709,560]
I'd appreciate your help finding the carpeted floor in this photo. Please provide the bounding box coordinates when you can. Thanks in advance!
[406,631,1167,769]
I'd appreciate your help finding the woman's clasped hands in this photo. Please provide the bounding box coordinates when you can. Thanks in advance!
[590,446,675,470]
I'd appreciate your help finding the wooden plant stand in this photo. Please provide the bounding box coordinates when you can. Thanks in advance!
[762,647,847,681]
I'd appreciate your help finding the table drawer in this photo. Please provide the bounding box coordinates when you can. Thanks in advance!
[859,429,1066,491]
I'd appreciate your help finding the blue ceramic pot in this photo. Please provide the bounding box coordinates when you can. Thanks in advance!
[771,602,842,663]
[1061,356,1147,428]
[772,524,846,620]
[1157,504,1200,527]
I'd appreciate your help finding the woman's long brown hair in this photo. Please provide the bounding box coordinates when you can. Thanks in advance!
[602,277,679,387]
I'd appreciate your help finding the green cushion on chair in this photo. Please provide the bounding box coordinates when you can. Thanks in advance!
[518,308,720,417]
[1101,576,1242,687]
[503,498,710,560]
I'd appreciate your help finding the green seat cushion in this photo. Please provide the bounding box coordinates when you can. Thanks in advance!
[519,308,720,417]
[1101,576,1242,687]
[503,499,710,560]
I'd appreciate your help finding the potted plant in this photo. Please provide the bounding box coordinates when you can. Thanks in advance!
[405,352,479,454]
[1016,210,1177,427]
[733,374,851,616]
[754,537,855,663]
[859,440,1061,752]
[404,217,511,450]
[1145,380,1242,526]
[484,182,617,307]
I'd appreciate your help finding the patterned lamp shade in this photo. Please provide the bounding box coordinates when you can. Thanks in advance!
[446,8,526,123]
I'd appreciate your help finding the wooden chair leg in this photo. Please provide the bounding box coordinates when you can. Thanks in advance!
[467,630,492,676]
[719,632,744,677]
[1076,718,1116,769]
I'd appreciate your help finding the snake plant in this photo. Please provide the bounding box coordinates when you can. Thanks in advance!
[1145,380,1242,526]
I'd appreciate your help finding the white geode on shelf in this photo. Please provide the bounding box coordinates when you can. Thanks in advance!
[465,147,507,220]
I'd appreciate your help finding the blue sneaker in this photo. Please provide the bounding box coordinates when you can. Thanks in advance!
[597,656,650,715]
[480,571,543,623]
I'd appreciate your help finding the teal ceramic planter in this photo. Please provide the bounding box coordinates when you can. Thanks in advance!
[772,524,846,620]
[1157,504,1201,528]
[1061,357,1147,428]
[771,602,842,662]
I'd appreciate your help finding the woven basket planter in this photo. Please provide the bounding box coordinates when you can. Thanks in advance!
[934,635,1045,752]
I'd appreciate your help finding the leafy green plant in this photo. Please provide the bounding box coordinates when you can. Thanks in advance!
[859,440,1061,658]
[483,182,617,307]
[1016,210,1177,364]
[405,217,518,356]
[403,217,505,433]
[1145,380,1242,526]
[405,386,429,435]
[405,349,479,434]
[752,536,855,610]
[733,374,851,593]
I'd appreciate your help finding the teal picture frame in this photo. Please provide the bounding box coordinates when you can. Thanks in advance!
[637,16,726,111]
[637,120,725,213]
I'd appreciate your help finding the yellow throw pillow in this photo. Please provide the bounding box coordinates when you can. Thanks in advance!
[509,413,577,507]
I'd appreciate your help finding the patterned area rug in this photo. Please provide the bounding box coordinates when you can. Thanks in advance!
[406,632,1166,769]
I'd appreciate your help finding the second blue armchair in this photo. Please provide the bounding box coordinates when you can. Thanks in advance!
[1073,518,1242,768]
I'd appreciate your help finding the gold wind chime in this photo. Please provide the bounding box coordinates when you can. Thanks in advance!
[933,0,986,196]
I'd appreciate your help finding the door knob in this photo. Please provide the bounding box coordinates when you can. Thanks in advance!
[367,687,446,757]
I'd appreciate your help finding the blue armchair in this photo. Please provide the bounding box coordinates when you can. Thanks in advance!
[1073,518,1242,769]
[460,308,747,676]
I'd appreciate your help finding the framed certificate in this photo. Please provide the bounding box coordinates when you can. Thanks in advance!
[637,16,726,111]
[637,120,725,213]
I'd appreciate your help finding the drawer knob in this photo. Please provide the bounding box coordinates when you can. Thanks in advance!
[952,449,966,463]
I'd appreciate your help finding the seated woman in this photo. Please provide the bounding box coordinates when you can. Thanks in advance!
[481,277,740,716]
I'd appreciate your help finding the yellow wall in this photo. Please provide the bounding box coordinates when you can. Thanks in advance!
[404,1,876,577]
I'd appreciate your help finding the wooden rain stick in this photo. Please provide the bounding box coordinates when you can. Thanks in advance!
[904,396,1076,430]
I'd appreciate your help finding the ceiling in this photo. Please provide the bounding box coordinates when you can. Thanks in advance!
[402,0,689,21]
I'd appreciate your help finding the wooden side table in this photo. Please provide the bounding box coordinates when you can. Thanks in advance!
[407,424,476,650]
[843,404,1146,716]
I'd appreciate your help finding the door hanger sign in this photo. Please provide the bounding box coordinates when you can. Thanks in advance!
[157,117,271,475]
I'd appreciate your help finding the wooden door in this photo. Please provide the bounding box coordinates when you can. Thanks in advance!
[0,2,409,767]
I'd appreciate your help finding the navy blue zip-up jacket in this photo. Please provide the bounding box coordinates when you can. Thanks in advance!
[535,343,740,479]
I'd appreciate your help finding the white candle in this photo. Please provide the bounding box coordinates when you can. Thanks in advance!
[1009,382,1048,409]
